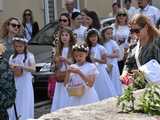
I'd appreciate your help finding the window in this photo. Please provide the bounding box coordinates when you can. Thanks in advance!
[0,0,3,12]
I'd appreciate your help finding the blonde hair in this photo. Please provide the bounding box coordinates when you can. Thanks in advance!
[115,8,128,28]
[0,43,6,54]
[129,14,160,41]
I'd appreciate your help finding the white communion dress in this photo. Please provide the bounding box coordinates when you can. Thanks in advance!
[8,52,35,120]
[68,62,99,106]
[103,39,123,96]
[91,44,117,100]
[50,47,70,112]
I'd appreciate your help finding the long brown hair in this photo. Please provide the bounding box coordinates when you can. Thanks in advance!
[12,34,28,63]
[85,28,102,48]
[0,17,22,39]
[129,14,160,41]
[22,9,34,25]
[55,27,76,59]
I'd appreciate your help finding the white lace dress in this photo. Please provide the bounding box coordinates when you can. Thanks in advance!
[103,40,123,96]
[50,47,70,112]
[68,62,99,106]
[90,44,117,100]
[8,52,35,120]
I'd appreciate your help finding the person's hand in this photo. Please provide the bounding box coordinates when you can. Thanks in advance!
[59,56,65,62]
[68,66,80,74]
[11,64,22,69]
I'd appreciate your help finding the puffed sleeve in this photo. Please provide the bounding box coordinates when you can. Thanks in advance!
[88,63,99,76]
[28,53,36,66]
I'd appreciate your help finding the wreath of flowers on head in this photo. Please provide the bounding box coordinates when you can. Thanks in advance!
[13,37,28,43]
[100,25,113,33]
[87,28,100,36]
[72,42,89,52]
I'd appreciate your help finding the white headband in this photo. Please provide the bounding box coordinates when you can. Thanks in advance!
[13,37,28,43]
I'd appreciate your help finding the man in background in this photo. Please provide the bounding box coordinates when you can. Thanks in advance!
[137,0,160,25]
[65,0,80,17]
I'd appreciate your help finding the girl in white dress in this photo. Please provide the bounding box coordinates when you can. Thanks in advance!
[101,26,123,96]
[65,42,99,106]
[86,29,117,100]
[51,27,76,111]
[8,36,36,120]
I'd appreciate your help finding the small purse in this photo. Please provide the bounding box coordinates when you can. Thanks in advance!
[67,84,85,96]
[55,70,66,82]
[14,67,23,77]
[55,60,67,82]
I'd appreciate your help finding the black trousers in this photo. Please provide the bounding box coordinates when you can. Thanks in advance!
[118,60,125,75]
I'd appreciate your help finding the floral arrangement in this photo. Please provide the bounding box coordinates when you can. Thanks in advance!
[121,70,146,90]
[138,83,160,115]
[117,86,135,112]
[118,81,160,115]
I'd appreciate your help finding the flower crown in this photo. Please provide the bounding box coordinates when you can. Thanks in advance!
[13,37,28,43]
[72,42,89,52]
[86,28,100,36]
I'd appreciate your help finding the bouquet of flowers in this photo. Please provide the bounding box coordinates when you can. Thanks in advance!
[121,70,146,90]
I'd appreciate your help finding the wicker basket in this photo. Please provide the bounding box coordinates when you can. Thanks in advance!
[67,84,85,96]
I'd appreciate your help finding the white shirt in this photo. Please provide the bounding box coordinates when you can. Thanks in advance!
[111,24,130,49]
[137,5,160,25]
[73,25,87,42]
[127,6,138,20]
[25,23,32,42]
[111,24,130,61]
[68,8,80,17]
[60,47,69,71]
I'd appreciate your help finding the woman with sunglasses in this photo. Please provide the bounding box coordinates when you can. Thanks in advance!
[22,9,39,42]
[111,8,130,75]
[0,17,22,60]
[58,12,71,29]
[121,14,160,78]
[52,12,71,50]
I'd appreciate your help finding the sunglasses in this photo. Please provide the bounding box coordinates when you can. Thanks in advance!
[130,28,143,34]
[9,23,21,29]
[118,13,127,16]
[59,19,68,22]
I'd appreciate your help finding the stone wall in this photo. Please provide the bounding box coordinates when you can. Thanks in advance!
[38,90,158,120]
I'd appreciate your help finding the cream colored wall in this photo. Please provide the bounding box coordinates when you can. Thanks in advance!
[85,0,112,19]
[0,0,44,28]
[56,0,112,19]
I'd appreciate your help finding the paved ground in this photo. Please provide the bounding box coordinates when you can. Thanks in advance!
[35,102,51,118]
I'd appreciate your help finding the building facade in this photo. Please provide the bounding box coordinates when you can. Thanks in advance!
[0,0,160,28]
